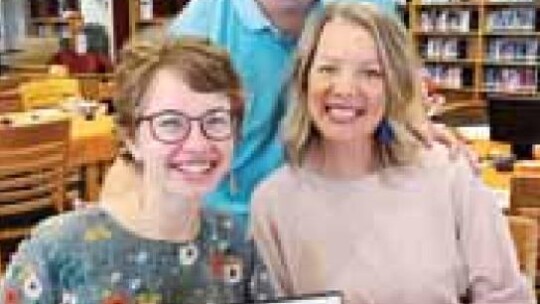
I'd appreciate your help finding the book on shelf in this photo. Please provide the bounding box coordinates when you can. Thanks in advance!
[484,67,538,93]
[486,38,538,62]
[139,0,154,21]
[422,37,469,59]
[420,9,471,32]
[423,65,467,89]
[486,8,536,31]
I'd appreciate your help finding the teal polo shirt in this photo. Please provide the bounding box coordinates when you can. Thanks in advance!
[168,0,397,215]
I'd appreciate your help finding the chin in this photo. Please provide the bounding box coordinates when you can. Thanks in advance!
[165,171,224,199]
[319,128,357,142]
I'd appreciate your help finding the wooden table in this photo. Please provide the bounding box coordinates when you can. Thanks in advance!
[0,108,118,202]
[69,115,117,201]
[458,125,540,209]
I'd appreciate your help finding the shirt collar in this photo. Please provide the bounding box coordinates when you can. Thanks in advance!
[232,0,273,32]
[232,0,323,33]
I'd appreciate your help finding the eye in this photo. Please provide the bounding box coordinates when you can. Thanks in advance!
[358,68,383,80]
[315,64,338,74]
[203,112,232,129]
[367,69,383,78]
[155,114,186,131]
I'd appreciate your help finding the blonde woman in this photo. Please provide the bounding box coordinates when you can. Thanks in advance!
[250,3,533,304]
[1,37,274,304]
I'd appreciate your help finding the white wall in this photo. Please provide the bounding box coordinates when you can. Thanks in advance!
[0,0,26,51]
[79,0,114,58]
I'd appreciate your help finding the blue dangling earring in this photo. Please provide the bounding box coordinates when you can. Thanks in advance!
[375,118,394,145]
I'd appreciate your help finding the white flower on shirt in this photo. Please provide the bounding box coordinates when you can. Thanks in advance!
[61,292,78,304]
[178,243,199,266]
[135,251,149,265]
[221,218,233,230]
[23,272,42,300]
[110,272,122,284]
[223,257,243,284]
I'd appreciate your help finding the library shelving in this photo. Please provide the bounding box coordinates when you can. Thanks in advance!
[129,0,189,34]
[407,0,539,110]
[26,0,83,50]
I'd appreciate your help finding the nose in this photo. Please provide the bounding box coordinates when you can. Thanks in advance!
[172,121,209,153]
[332,71,357,98]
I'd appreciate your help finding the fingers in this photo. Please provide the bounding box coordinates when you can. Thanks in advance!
[426,94,446,118]
[463,144,482,175]
[431,123,459,156]
[409,120,482,174]
[409,121,434,149]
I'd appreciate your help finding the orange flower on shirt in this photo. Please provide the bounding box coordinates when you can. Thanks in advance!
[3,287,21,304]
[102,291,130,304]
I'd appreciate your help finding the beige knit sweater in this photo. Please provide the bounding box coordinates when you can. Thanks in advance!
[250,145,535,304]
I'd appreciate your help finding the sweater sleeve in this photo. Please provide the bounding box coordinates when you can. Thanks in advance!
[1,225,59,304]
[451,158,535,304]
[250,179,294,297]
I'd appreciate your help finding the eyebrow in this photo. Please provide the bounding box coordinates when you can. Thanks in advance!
[315,55,380,65]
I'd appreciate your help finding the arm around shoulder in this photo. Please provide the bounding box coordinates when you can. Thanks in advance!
[451,158,535,303]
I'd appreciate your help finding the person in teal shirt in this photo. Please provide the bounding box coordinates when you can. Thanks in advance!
[166,0,397,214]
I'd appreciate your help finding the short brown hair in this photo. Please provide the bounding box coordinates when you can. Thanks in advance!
[114,36,244,141]
[285,2,426,167]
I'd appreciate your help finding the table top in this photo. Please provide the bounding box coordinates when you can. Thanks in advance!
[0,106,117,166]
[456,125,540,210]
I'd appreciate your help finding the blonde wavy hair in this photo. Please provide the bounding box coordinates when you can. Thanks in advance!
[114,36,244,143]
[285,2,427,168]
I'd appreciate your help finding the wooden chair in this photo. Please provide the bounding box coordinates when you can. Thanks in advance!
[0,75,25,114]
[0,119,70,270]
[19,77,81,110]
[511,174,540,212]
[509,174,540,291]
[507,215,538,287]
[0,89,22,114]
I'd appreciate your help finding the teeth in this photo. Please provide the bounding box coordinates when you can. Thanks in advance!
[175,160,213,174]
[327,107,357,120]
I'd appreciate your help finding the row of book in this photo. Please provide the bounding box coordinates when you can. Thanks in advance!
[423,65,467,88]
[420,10,472,32]
[486,38,538,61]
[484,67,538,92]
[420,0,473,3]
[486,9,536,31]
[421,38,468,59]
[29,0,78,17]
[423,65,538,91]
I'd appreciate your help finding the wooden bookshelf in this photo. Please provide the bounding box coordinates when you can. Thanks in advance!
[408,0,540,111]
[26,0,83,51]
[130,0,189,34]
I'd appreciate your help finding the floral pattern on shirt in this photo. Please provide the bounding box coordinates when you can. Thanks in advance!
[0,206,274,304]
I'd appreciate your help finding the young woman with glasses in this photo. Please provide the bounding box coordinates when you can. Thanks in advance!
[0,37,274,304]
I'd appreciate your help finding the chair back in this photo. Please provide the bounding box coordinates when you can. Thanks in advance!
[19,78,81,110]
[507,215,538,288]
[511,174,540,212]
[0,76,25,114]
[0,119,70,242]
[0,89,22,114]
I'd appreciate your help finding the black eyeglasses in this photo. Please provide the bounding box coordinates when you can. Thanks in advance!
[137,109,233,144]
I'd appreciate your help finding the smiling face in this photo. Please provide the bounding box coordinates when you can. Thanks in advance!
[307,17,385,143]
[136,69,234,200]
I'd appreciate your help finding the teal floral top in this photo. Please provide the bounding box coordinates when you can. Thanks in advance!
[0,206,274,304]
